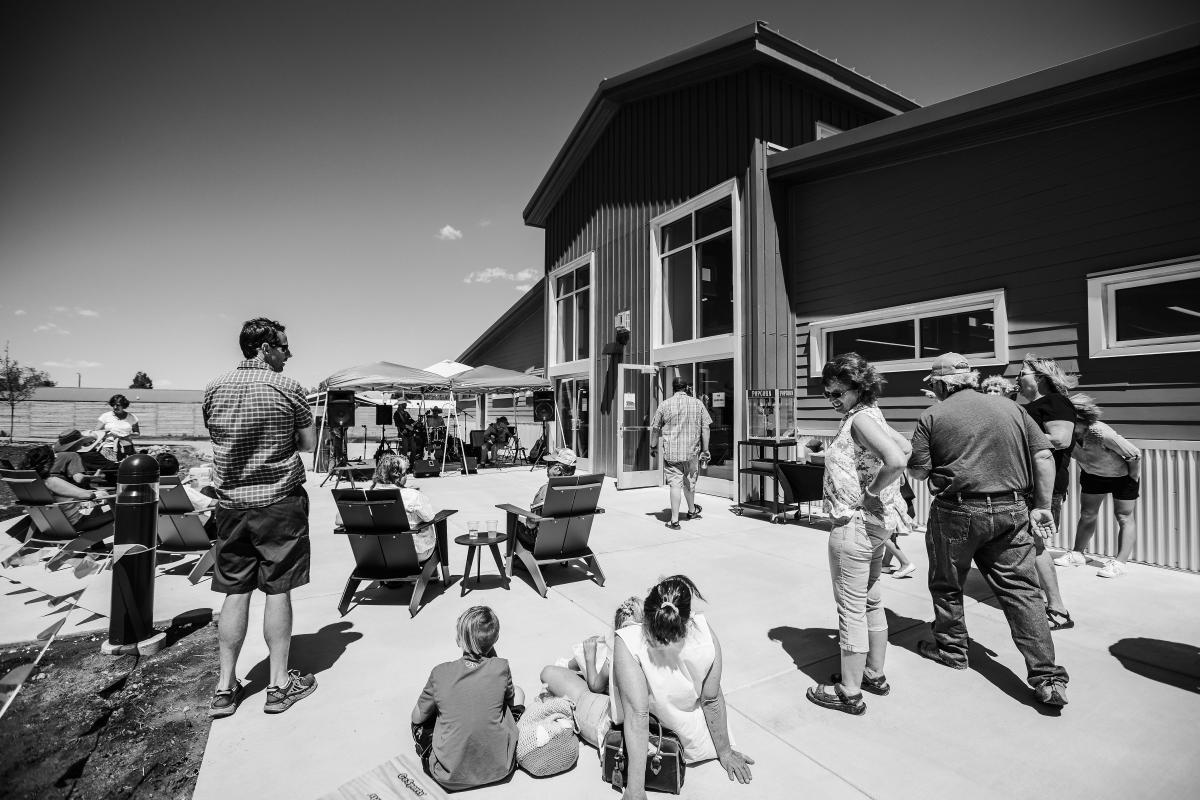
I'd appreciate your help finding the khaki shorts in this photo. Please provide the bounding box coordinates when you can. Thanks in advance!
[572,690,611,748]
[664,457,699,491]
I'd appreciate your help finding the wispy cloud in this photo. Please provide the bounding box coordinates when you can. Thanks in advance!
[52,306,68,313]
[44,359,102,368]
[14,309,26,316]
[515,284,532,292]
[74,307,99,317]
[34,321,70,335]
[436,224,463,241]
[463,267,539,284]
[478,219,492,228]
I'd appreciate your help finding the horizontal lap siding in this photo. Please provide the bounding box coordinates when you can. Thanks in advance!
[463,302,545,374]
[787,92,1200,437]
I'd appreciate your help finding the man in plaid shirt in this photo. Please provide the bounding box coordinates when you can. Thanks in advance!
[203,317,317,718]
[650,376,711,530]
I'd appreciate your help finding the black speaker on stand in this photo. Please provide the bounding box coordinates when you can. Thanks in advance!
[327,390,357,428]
[532,390,556,422]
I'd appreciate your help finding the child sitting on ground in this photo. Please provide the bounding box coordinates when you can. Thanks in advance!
[411,606,525,791]
[539,595,644,748]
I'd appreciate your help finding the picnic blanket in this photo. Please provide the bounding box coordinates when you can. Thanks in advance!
[316,751,450,800]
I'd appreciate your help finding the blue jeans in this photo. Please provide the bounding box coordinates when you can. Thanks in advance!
[926,497,1068,687]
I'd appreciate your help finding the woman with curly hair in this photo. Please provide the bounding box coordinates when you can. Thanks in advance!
[981,374,1018,399]
[97,393,140,460]
[1056,395,1141,578]
[611,575,753,799]
[807,352,911,716]
[1017,354,1075,630]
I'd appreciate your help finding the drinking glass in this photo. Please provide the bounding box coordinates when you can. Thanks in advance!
[468,520,480,539]
[486,519,498,536]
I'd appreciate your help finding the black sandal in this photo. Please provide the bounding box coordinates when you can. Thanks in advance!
[831,671,890,696]
[806,682,866,715]
[1047,609,1075,631]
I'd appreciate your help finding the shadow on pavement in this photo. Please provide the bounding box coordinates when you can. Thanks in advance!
[163,608,214,647]
[243,621,364,698]
[349,578,453,614]
[1110,637,1200,693]
[767,625,839,682]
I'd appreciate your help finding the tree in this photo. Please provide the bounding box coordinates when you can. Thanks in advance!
[130,371,153,389]
[39,377,57,387]
[1,343,51,441]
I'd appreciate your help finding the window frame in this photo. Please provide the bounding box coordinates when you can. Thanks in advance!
[546,252,595,378]
[814,121,843,140]
[649,178,741,365]
[807,289,1009,375]
[1087,256,1200,359]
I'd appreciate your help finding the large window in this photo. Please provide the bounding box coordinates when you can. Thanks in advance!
[551,258,590,365]
[659,195,734,345]
[808,290,1008,374]
[1088,257,1200,358]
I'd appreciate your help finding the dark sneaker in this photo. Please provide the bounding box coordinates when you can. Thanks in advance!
[209,680,245,719]
[685,504,703,520]
[264,670,317,714]
[1035,680,1068,707]
[917,640,968,670]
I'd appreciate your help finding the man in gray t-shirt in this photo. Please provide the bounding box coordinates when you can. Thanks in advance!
[908,353,1069,708]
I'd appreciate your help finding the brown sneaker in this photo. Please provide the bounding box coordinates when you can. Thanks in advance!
[264,670,317,714]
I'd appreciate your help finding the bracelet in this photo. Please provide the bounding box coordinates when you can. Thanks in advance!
[864,487,880,498]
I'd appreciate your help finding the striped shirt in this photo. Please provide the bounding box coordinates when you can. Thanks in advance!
[203,359,313,509]
[651,391,712,462]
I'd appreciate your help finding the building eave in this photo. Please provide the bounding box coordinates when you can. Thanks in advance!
[456,277,546,365]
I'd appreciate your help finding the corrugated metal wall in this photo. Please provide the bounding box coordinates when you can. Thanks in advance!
[798,434,1199,573]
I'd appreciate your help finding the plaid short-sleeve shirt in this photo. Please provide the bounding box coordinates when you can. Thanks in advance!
[651,391,712,462]
[203,359,313,509]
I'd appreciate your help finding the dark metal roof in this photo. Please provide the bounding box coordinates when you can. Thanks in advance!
[768,23,1200,184]
[523,21,919,228]
[457,278,545,365]
[31,387,205,403]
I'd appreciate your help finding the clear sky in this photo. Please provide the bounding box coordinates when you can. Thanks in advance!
[2,0,1195,391]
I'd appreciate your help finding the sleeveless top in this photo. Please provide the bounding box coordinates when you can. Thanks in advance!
[822,403,910,531]
[612,614,733,763]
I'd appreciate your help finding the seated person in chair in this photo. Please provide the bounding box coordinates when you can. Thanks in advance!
[337,453,438,562]
[518,448,577,546]
[479,416,511,467]
[23,445,113,532]
[53,429,115,479]
[155,452,219,528]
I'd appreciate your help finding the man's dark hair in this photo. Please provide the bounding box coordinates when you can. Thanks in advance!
[239,317,286,358]
[155,451,180,476]
[672,376,689,393]
[821,352,886,406]
[22,445,55,478]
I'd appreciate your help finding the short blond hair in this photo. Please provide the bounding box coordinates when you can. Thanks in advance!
[457,606,500,657]
[981,375,1018,399]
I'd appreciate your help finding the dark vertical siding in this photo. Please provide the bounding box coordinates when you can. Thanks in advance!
[784,90,1200,439]
[542,69,900,477]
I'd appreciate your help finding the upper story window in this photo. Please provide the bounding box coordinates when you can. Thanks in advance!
[808,290,1008,374]
[552,258,590,364]
[815,121,842,140]
[658,193,735,345]
[1087,256,1200,358]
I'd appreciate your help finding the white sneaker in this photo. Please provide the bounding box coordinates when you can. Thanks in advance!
[1053,551,1086,567]
[1097,559,1127,578]
[893,562,917,579]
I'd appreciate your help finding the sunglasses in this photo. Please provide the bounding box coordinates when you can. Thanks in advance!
[822,387,855,400]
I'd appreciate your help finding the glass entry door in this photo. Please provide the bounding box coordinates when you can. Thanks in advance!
[555,377,590,472]
[616,364,661,489]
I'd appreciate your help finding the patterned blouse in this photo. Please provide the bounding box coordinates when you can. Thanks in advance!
[822,403,910,531]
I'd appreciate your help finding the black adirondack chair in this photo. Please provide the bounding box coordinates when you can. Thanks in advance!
[496,473,606,597]
[332,488,456,616]
[0,467,113,566]
[156,476,217,584]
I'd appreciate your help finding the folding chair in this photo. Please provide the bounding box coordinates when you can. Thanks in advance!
[0,467,114,566]
[496,473,606,597]
[156,476,217,584]
[332,488,456,617]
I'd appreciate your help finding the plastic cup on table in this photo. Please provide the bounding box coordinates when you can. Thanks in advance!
[468,520,480,540]
[486,519,498,537]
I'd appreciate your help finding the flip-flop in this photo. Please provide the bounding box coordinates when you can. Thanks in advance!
[806,683,865,715]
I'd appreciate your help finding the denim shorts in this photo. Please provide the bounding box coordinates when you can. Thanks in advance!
[827,512,888,653]
[212,486,310,595]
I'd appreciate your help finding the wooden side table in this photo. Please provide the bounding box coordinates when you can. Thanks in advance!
[454,531,511,595]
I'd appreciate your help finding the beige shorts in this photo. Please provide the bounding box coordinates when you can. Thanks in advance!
[572,690,611,748]
[664,458,699,491]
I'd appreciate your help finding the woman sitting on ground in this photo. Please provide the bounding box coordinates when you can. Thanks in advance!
[540,595,644,748]
[23,445,113,533]
[611,575,754,800]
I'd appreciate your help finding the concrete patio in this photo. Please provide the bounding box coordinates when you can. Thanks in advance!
[3,463,1198,799]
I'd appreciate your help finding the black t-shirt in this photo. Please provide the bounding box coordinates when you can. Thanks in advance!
[1024,393,1076,496]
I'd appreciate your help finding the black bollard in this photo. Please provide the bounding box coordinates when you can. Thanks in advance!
[102,453,166,656]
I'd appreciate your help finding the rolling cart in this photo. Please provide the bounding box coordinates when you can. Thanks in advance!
[734,439,798,524]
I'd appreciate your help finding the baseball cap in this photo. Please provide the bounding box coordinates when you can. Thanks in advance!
[923,352,972,383]
[543,448,578,467]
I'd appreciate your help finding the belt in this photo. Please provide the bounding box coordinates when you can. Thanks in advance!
[939,490,1026,503]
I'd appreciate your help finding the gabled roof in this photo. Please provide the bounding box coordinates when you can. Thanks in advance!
[457,277,545,365]
[768,23,1200,184]
[523,21,918,228]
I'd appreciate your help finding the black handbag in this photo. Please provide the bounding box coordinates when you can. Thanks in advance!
[601,717,685,794]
